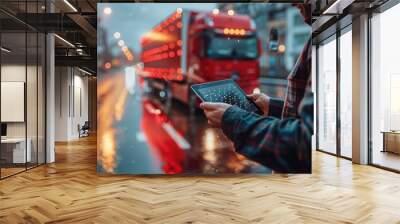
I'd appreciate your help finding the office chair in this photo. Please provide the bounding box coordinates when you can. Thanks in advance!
[79,121,90,138]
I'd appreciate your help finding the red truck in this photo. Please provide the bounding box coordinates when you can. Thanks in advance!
[140,9,261,105]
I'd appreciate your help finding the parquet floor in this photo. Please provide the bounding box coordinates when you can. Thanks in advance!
[1,135,400,224]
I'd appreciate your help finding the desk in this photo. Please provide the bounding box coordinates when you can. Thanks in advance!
[382,131,400,154]
[1,138,31,163]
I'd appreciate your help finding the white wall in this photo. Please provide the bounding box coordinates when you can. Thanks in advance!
[55,67,69,141]
[54,67,89,141]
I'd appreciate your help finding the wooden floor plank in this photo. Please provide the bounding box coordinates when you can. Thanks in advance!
[0,135,399,223]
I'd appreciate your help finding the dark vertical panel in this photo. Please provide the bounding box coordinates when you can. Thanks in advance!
[37,0,39,167]
[315,44,319,151]
[44,0,48,165]
[60,68,62,117]
[69,68,71,118]
[367,12,373,165]
[336,28,341,157]
[72,68,75,118]
[25,0,28,171]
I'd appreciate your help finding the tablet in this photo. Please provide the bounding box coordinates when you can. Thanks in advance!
[191,79,263,115]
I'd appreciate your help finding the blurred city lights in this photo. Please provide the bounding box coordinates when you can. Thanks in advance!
[100,131,116,172]
[104,62,112,70]
[228,9,235,16]
[113,32,121,39]
[176,8,183,14]
[103,7,112,15]
[121,45,134,61]
[159,91,166,98]
[278,44,286,53]
[212,9,219,15]
[204,129,217,151]
[118,40,125,47]
[112,59,121,66]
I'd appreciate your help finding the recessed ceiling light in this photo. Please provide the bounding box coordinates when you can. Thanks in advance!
[63,0,78,12]
[78,67,93,76]
[54,34,75,48]
[1,47,11,53]
[322,0,354,15]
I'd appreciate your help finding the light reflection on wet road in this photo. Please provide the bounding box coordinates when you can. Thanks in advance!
[98,67,286,174]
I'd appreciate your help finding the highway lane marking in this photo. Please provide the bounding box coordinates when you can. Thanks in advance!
[136,132,147,142]
[162,123,191,150]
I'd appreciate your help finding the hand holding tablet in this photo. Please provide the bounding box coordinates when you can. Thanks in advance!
[191,79,263,115]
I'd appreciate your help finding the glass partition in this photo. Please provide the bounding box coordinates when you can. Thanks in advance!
[317,36,337,154]
[370,3,400,171]
[0,1,46,179]
[27,31,38,169]
[1,30,28,177]
[339,29,352,158]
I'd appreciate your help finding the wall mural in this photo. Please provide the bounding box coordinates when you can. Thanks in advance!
[97,3,312,174]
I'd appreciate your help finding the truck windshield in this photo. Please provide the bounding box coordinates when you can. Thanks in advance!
[205,34,258,60]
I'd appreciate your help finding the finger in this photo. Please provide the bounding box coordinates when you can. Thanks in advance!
[201,102,229,109]
[200,102,218,110]
[247,93,259,100]
[255,99,263,104]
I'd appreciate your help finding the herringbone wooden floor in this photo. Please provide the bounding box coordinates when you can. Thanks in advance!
[1,136,400,224]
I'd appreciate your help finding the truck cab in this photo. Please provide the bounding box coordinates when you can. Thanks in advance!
[140,10,261,105]
[187,12,261,94]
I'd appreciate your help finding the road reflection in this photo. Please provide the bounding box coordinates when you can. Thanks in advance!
[97,72,127,173]
[97,66,284,174]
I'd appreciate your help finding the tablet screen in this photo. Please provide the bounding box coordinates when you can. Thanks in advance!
[191,79,263,115]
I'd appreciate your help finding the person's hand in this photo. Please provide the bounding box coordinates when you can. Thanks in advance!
[247,93,270,116]
[200,102,231,128]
